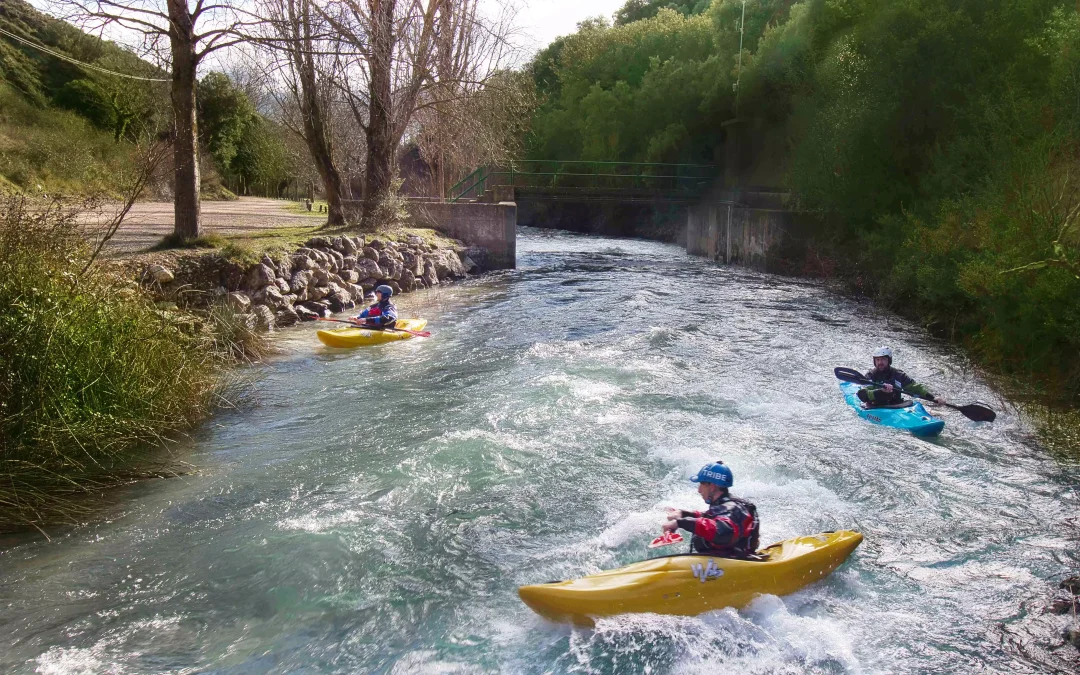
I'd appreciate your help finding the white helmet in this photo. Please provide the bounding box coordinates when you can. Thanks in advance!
[872,346,893,363]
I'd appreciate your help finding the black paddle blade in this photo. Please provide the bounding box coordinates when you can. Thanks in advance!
[834,367,871,385]
[953,402,996,423]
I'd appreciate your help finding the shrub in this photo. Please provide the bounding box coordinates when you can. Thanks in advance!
[0,195,225,530]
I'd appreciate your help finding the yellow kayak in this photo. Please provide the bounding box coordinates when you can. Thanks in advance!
[316,319,428,348]
[518,530,862,625]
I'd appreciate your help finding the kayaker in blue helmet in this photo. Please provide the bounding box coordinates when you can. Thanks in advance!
[354,284,398,328]
[662,461,760,558]
[857,346,944,406]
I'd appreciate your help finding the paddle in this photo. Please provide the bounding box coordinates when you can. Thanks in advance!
[833,367,996,422]
[648,531,684,549]
[316,317,432,338]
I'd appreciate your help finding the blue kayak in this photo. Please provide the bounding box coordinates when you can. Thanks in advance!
[839,382,945,437]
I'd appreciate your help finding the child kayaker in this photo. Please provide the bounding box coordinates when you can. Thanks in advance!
[857,346,945,406]
[662,461,760,558]
[354,284,398,329]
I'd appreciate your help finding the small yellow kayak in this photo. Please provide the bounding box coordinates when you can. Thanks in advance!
[316,319,428,348]
[518,530,862,625]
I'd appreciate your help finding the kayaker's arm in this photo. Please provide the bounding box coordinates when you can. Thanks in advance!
[674,515,744,546]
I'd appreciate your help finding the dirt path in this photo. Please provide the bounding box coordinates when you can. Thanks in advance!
[88,197,325,255]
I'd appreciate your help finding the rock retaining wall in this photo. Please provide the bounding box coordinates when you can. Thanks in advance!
[139,233,475,331]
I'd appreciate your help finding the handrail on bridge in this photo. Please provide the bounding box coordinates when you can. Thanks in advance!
[449,160,718,203]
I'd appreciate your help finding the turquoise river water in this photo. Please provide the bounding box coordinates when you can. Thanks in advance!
[1,229,1078,674]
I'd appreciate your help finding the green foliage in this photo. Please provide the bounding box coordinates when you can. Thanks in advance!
[614,0,711,25]
[527,0,1080,403]
[197,72,294,196]
[0,195,225,529]
[0,83,137,194]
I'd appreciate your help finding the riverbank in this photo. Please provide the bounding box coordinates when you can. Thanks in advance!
[0,192,480,533]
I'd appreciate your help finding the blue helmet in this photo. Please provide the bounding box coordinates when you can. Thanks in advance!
[690,461,733,488]
[376,284,393,299]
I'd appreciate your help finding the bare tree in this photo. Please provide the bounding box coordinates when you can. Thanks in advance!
[257,0,349,225]
[320,0,518,227]
[52,0,254,239]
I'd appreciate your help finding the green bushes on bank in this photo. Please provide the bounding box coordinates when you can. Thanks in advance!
[0,196,231,530]
[529,0,1080,404]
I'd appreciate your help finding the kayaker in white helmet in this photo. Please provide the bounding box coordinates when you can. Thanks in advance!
[662,461,760,558]
[353,284,398,329]
[858,346,945,406]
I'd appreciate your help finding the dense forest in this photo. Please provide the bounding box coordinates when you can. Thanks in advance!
[527,0,1080,405]
[0,0,300,198]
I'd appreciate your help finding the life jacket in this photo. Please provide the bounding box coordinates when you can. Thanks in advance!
[690,494,760,558]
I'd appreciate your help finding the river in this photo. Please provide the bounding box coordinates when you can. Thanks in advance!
[1,228,1078,674]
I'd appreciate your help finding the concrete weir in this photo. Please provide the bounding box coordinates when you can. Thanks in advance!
[405,200,517,270]
[685,191,796,271]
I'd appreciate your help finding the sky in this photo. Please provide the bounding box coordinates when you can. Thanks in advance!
[506,0,627,53]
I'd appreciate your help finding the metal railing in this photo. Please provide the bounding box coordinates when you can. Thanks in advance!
[449,161,718,203]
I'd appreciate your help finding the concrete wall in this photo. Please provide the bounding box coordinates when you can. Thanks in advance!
[405,200,517,270]
[343,199,517,270]
[686,202,794,271]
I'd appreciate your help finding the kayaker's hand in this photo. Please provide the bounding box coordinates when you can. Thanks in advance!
[933,395,946,405]
[882,383,894,393]
[661,519,679,533]
[664,507,681,520]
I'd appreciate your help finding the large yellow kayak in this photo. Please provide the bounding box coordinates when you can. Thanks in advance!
[518,530,862,625]
[316,319,428,348]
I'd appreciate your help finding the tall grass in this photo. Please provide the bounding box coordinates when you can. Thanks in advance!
[0,195,239,531]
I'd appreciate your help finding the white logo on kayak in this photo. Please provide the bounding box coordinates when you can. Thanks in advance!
[691,559,724,583]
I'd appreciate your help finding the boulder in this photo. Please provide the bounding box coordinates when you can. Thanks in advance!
[237,312,258,331]
[398,274,417,293]
[356,257,383,279]
[308,285,330,301]
[331,236,345,252]
[432,249,467,279]
[294,305,320,321]
[461,255,477,273]
[276,277,291,294]
[290,269,313,294]
[421,260,439,287]
[381,280,402,295]
[298,300,331,318]
[346,283,366,300]
[340,270,360,284]
[276,255,293,279]
[260,255,279,275]
[326,289,354,313]
[275,305,300,327]
[252,304,276,330]
[406,234,425,246]
[227,292,252,312]
[146,264,174,284]
[401,250,423,277]
[342,255,357,270]
[244,263,276,291]
[341,236,358,255]
[254,284,285,309]
[306,236,333,249]
[362,246,380,261]
[312,267,330,285]
[368,238,385,250]
[359,277,378,290]
[327,248,344,270]
[1065,625,1080,648]
[290,254,314,271]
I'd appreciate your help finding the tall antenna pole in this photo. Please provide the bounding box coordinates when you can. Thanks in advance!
[735,0,746,118]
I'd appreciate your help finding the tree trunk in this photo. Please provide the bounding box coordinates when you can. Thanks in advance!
[361,0,397,227]
[168,0,201,239]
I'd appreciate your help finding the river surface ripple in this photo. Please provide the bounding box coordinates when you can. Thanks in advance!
[1,229,1078,674]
